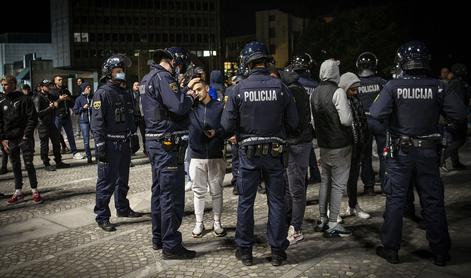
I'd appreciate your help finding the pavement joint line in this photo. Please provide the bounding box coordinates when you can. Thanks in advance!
[0,228,139,275]
[37,216,71,230]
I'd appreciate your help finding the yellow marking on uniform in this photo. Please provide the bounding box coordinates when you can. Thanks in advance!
[169,82,178,93]
[93,101,101,109]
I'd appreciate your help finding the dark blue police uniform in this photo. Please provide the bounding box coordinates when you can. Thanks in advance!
[358,75,387,189]
[140,63,194,252]
[221,67,299,253]
[91,81,137,224]
[371,74,467,262]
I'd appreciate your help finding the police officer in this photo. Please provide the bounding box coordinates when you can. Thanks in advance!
[140,48,198,260]
[371,41,467,266]
[0,75,41,205]
[221,41,298,266]
[288,53,321,184]
[91,54,142,232]
[356,52,388,195]
[166,47,191,86]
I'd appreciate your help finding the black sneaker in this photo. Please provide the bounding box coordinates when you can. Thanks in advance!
[434,254,450,266]
[117,210,143,218]
[87,158,93,164]
[235,247,253,266]
[56,161,71,169]
[364,187,375,196]
[271,248,287,266]
[152,243,162,250]
[376,246,399,264]
[98,220,116,232]
[44,164,56,171]
[232,184,239,195]
[162,246,196,260]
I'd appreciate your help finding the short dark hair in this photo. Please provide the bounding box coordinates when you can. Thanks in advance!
[22,84,31,90]
[53,74,63,81]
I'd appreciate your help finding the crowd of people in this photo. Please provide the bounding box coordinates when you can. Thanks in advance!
[0,40,470,267]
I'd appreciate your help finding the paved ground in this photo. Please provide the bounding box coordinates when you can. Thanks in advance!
[0,137,470,278]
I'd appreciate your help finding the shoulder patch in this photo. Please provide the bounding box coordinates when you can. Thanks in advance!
[93,100,101,110]
[169,82,178,93]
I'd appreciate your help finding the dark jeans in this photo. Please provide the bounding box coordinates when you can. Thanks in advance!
[308,144,321,181]
[347,144,365,208]
[8,139,38,190]
[55,116,78,154]
[1,147,8,170]
[285,142,311,231]
[80,123,92,159]
[39,125,62,165]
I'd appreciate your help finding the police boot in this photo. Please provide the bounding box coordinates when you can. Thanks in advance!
[235,247,253,266]
[162,245,196,260]
[98,220,116,232]
[271,248,287,266]
[376,246,399,264]
[434,253,450,267]
[117,209,143,218]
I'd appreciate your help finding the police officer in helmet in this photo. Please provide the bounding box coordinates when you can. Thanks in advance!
[371,41,467,266]
[166,47,191,84]
[140,48,198,260]
[91,54,142,232]
[355,51,388,195]
[221,41,298,266]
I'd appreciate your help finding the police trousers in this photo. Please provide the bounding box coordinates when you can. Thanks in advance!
[235,148,289,250]
[147,140,186,251]
[381,147,450,255]
[94,141,132,223]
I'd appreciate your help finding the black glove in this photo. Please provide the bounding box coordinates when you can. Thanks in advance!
[131,134,140,154]
[96,143,108,163]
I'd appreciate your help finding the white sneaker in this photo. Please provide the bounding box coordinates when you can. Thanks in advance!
[213,221,226,237]
[346,205,371,219]
[287,225,304,244]
[192,222,204,238]
[185,181,192,192]
[73,153,84,160]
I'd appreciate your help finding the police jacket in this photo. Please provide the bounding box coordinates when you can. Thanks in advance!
[370,74,468,137]
[358,75,387,113]
[0,91,38,140]
[73,94,92,124]
[280,70,314,145]
[221,67,299,144]
[50,86,73,119]
[189,99,225,159]
[298,71,318,96]
[33,91,55,131]
[140,64,193,136]
[90,81,136,146]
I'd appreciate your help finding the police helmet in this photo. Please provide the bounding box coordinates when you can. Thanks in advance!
[236,63,249,78]
[451,63,467,78]
[101,54,132,81]
[356,52,378,77]
[167,47,191,74]
[395,41,431,71]
[153,49,174,64]
[240,41,272,67]
[290,52,313,71]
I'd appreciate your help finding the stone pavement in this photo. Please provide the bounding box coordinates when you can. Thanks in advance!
[0,138,471,277]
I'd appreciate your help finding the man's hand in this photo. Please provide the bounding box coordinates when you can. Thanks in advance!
[228,135,237,144]
[49,102,55,108]
[187,78,201,89]
[96,144,108,163]
[130,135,140,154]
[83,104,89,110]
[1,140,9,154]
[204,129,216,138]
[186,89,198,100]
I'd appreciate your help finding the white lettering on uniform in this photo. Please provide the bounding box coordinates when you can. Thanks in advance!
[358,84,380,94]
[244,90,278,102]
[396,88,433,99]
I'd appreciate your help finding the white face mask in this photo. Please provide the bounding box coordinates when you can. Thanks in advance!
[114,72,126,81]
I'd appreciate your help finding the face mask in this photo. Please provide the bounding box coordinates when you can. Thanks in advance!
[114,72,126,81]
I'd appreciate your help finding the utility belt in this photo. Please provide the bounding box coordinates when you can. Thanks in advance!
[239,137,289,167]
[146,131,189,164]
[384,133,441,157]
[105,133,130,142]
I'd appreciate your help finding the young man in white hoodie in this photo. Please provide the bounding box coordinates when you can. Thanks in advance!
[310,59,353,237]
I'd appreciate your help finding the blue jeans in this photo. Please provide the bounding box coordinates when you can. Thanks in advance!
[55,116,78,154]
[80,123,92,159]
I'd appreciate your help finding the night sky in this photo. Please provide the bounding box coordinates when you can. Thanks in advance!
[1,0,469,71]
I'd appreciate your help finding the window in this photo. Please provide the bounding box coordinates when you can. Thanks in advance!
[74,32,81,42]
[81,33,89,42]
[74,33,89,43]
[270,44,276,55]
[197,33,202,43]
[162,33,168,42]
[74,49,81,58]
[269,28,276,38]
[269,15,275,22]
